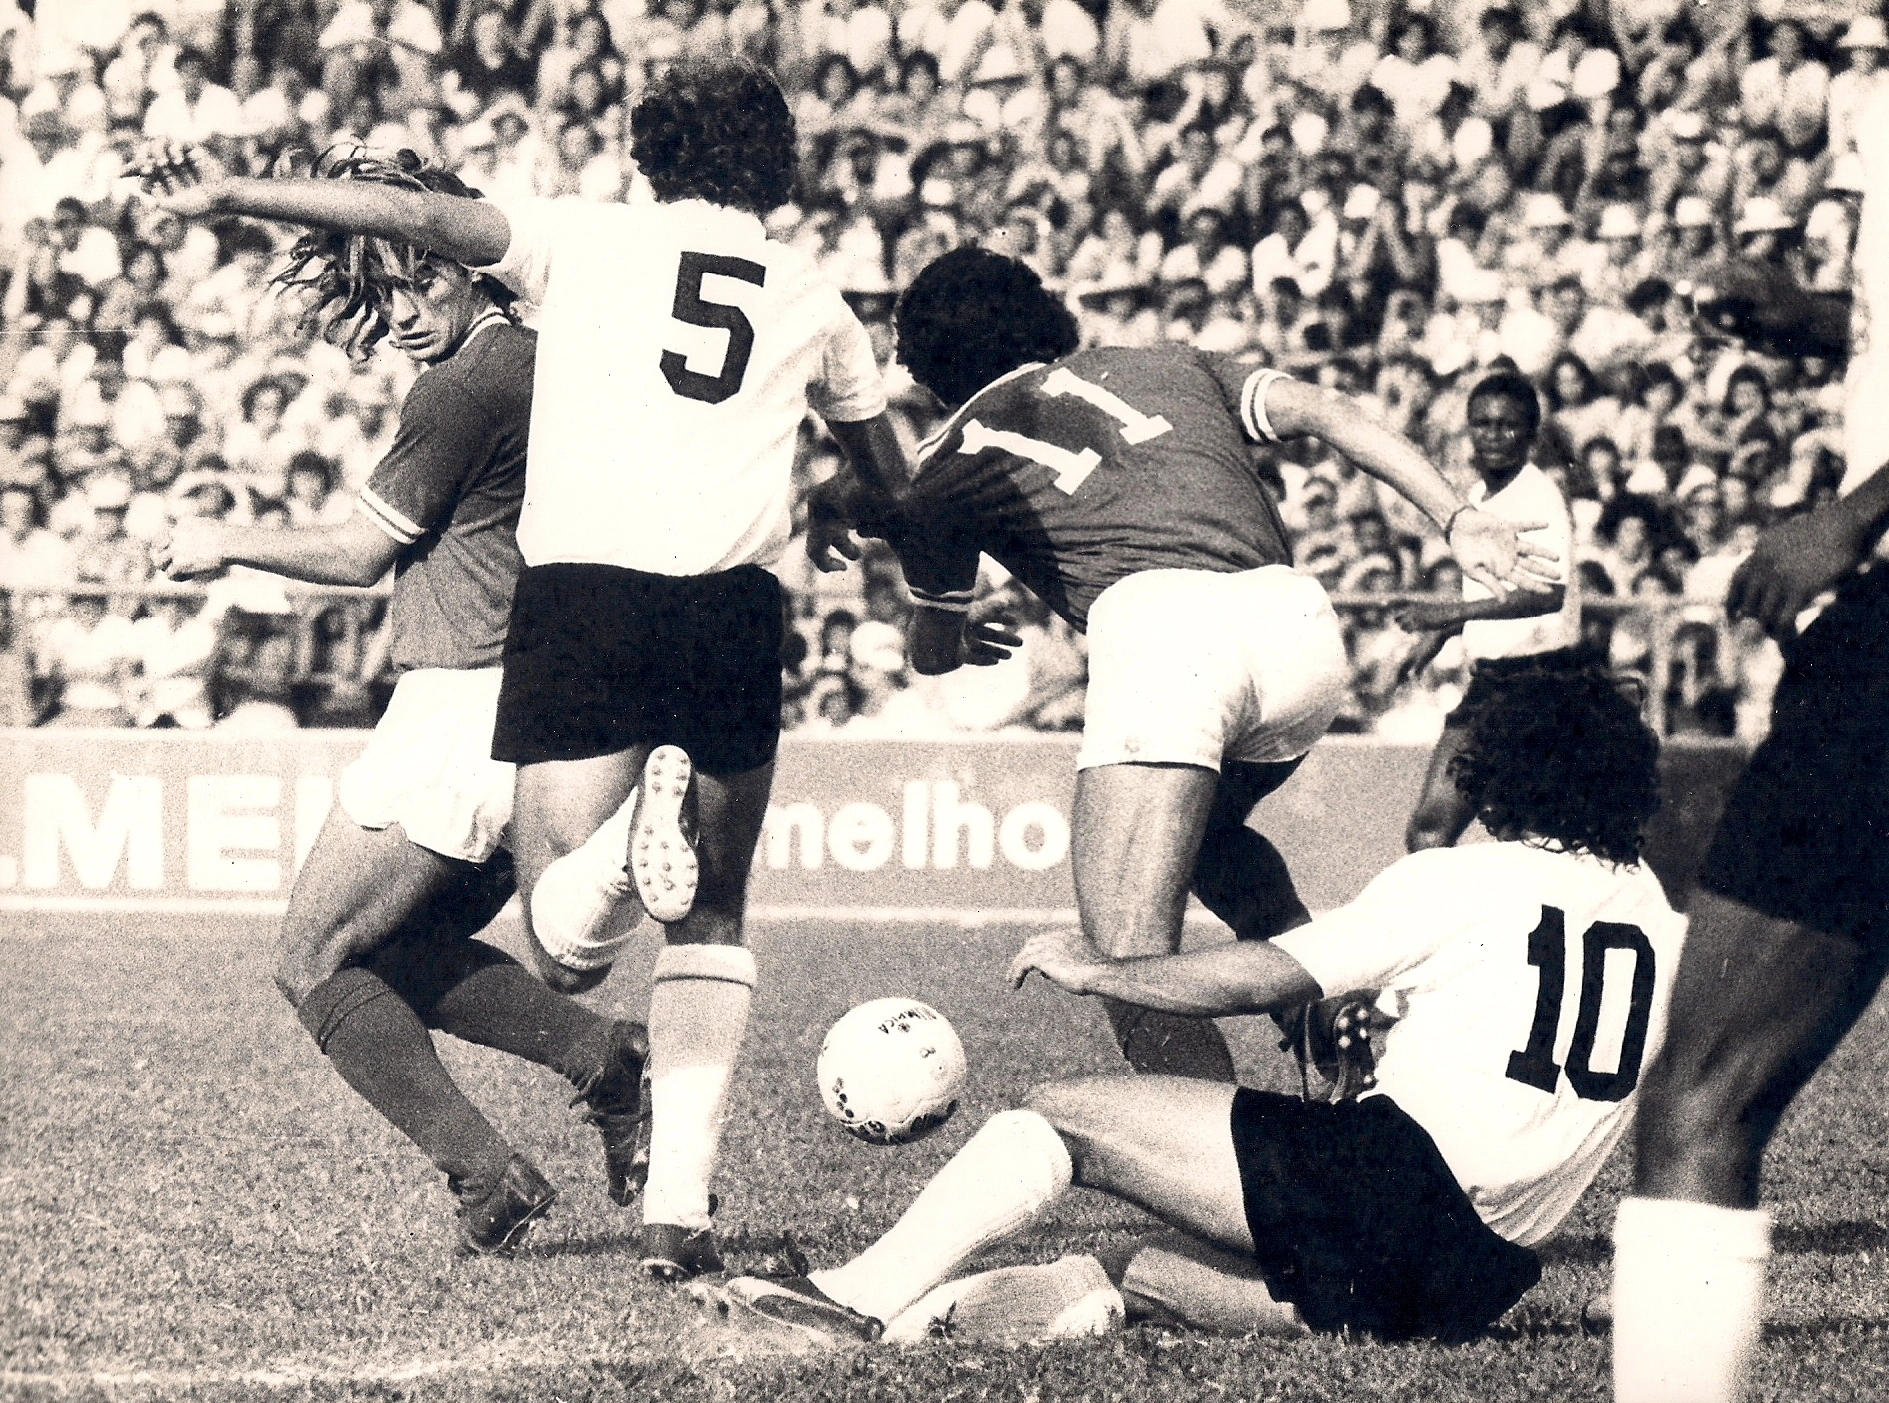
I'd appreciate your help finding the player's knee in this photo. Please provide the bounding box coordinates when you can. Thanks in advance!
[529,949,609,996]
[272,919,353,1009]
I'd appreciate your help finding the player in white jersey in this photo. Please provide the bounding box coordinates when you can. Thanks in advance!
[145,62,912,1281]
[1395,371,1581,852]
[716,662,1685,1347]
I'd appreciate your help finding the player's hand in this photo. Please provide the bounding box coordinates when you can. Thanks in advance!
[1726,497,1873,639]
[1010,928,1106,994]
[1393,627,1450,687]
[1447,508,1561,597]
[962,614,1022,666]
[804,481,863,573]
[132,142,233,219]
[152,518,230,580]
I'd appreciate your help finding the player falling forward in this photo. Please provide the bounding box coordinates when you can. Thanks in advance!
[144,61,914,1281]
[817,247,1557,1087]
[718,663,1684,1346]
[1611,84,1889,1403]
[1396,370,1580,851]
[147,150,645,1254]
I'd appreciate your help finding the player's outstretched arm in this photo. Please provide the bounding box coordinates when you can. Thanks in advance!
[137,144,511,268]
[1262,378,1560,598]
[1728,458,1889,636]
[153,513,401,588]
[1010,928,1321,1017]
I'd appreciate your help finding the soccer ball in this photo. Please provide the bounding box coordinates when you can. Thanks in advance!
[817,998,966,1146]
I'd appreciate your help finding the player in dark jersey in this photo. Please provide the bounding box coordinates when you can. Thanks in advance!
[1611,108,1889,1402]
[816,248,1558,1087]
[148,150,646,1256]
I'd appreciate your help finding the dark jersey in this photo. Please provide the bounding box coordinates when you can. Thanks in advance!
[357,318,534,672]
[890,346,1294,631]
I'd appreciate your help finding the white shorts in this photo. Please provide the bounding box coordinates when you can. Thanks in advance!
[1077,566,1349,772]
[338,667,514,863]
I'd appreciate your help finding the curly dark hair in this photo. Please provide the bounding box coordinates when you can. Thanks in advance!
[272,147,509,360]
[1448,658,1661,864]
[894,247,1081,408]
[1467,370,1542,438]
[629,59,796,215]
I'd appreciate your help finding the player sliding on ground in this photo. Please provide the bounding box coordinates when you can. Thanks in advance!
[814,247,1559,1091]
[147,149,645,1255]
[717,663,1685,1346]
[143,60,914,1282]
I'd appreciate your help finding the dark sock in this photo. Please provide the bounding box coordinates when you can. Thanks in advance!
[298,967,513,1197]
[365,938,618,1092]
[1102,997,1238,1082]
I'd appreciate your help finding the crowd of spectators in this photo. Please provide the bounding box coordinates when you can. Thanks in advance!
[0,0,1877,741]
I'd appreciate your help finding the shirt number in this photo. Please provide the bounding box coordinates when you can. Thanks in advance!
[956,367,1173,495]
[660,251,766,405]
[1506,905,1657,1102]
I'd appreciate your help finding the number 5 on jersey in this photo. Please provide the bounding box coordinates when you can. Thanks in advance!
[661,252,766,404]
[957,366,1173,495]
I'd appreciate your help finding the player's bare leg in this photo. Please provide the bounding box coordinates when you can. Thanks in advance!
[1071,761,1228,1077]
[761,1075,1250,1333]
[1614,890,1889,1402]
[277,809,639,1248]
[641,762,775,1278]
[511,749,650,994]
[1188,760,1311,945]
[1405,724,1476,851]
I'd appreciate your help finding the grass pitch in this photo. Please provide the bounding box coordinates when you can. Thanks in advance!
[3,912,1888,1402]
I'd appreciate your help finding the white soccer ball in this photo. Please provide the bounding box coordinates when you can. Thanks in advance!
[818,997,967,1146]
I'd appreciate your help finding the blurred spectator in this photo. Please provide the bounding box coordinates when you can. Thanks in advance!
[39,587,137,727]
[129,592,217,729]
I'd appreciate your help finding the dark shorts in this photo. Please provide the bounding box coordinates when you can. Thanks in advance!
[1443,646,1597,730]
[492,561,784,773]
[1229,1088,1541,1342]
[1700,566,1889,943]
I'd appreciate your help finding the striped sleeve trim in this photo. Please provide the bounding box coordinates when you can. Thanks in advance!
[357,487,422,544]
[1240,368,1292,444]
[910,586,974,613]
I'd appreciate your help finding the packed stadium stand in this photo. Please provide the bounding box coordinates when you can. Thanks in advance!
[0,0,1873,741]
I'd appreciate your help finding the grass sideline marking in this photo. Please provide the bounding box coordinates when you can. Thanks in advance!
[0,1346,574,1392]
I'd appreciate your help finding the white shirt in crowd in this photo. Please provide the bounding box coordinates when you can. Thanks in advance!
[1461,461,1578,660]
[1276,841,1687,1247]
[489,194,888,575]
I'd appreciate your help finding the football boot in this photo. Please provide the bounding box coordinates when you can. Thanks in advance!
[718,1274,884,1342]
[456,1155,556,1254]
[572,1021,650,1207]
[629,745,698,924]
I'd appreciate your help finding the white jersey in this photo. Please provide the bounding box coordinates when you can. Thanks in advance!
[1461,462,1577,661]
[488,195,889,575]
[1274,842,1686,1247]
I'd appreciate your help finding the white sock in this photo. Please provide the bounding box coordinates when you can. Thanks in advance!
[529,789,639,971]
[641,943,756,1231]
[811,1108,1073,1325]
[882,1254,1123,1343]
[1613,1196,1771,1403]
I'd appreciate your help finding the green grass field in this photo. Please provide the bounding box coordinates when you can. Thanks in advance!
[4,912,1888,1402]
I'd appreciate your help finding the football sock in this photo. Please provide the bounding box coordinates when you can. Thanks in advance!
[814,1108,1073,1326]
[641,943,756,1231]
[1191,824,1310,943]
[1613,1196,1771,1403]
[882,1254,1124,1343]
[1117,1238,1307,1336]
[368,937,619,1092]
[1103,997,1237,1082]
[297,967,512,1197]
[530,788,642,971]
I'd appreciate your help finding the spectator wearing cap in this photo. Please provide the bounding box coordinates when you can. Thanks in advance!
[1659,191,1723,273]
[1739,18,1828,155]
[1501,191,1579,291]
[142,46,243,146]
[1585,202,1653,305]
[1731,194,1806,282]
[1828,16,1887,161]
[1645,106,1733,224]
